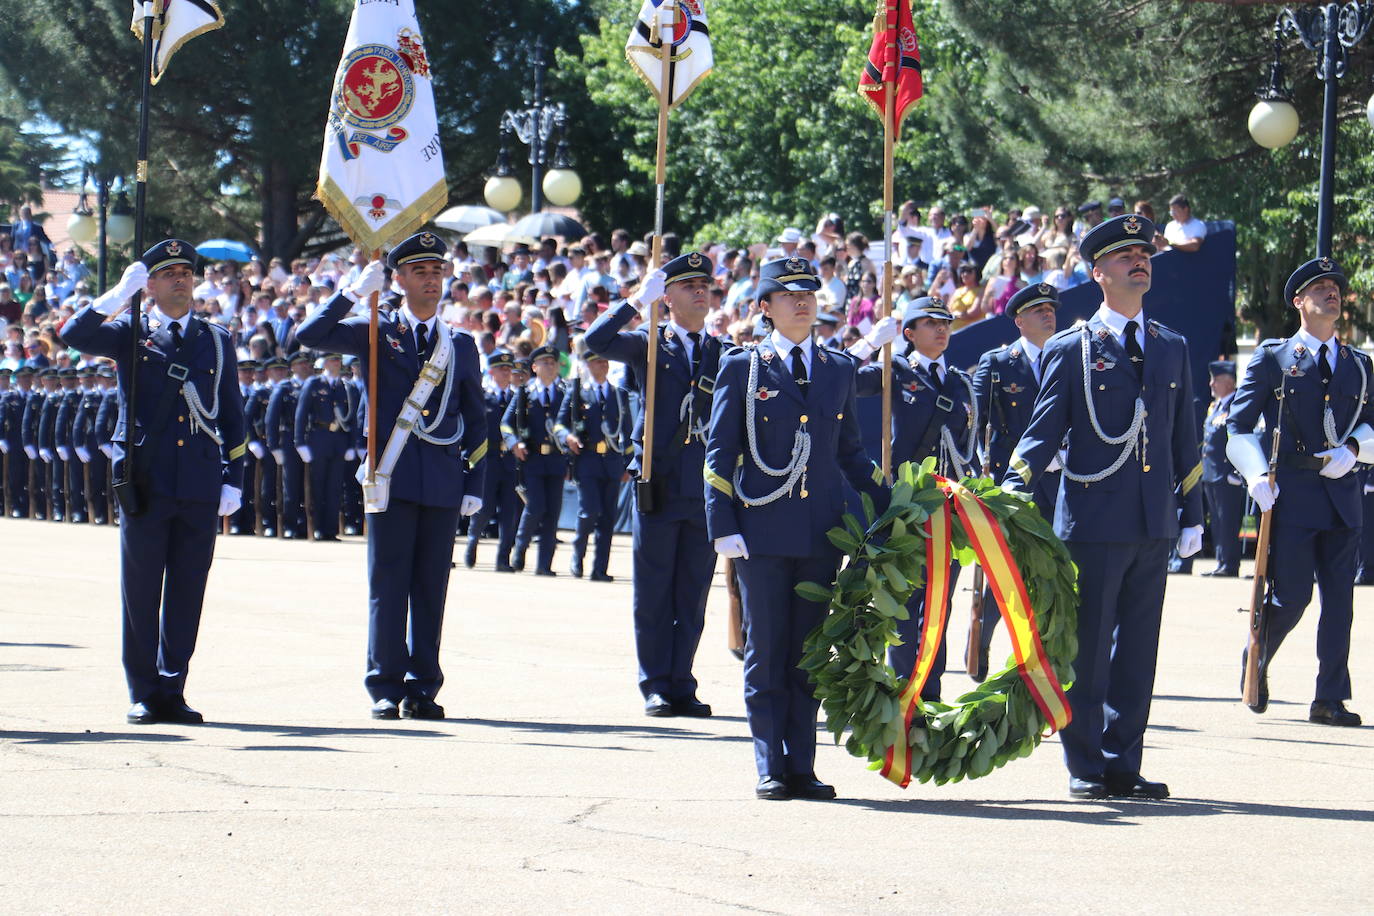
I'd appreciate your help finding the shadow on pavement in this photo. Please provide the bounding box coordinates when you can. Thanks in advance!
[1,730,189,744]
[197,722,449,739]
[1155,694,1300,706]
[232,744,354,753]
[830,796,1374,824]
[451,717,751,743]
[0,641,83,649]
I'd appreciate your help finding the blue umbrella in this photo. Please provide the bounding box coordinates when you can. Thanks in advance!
[196,239,258,262]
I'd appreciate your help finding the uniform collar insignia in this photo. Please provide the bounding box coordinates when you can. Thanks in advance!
[664,327,675,340]
[396,321,409,336]
[149,319,161,330]
[1340,345,1349,358]
[1009,346,1021,359]
[760,346,774,361]
[816,347,828,363]
[1096,328,1110,341]
[1293,344,1306,357]
[1147,323,1159,338]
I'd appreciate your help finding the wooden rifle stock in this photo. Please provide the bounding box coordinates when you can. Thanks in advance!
[1242,389,1283,707]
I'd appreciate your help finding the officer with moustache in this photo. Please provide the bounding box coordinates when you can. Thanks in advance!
[584,253,721,718]
[557,344,631,581]
[294,352,351,541]
[296,232,487,720]
[849,299,977,701]
[1200,360,1244,577]
[267,352,311,538]
[61,240,246,724]
[502,345,566,576]
[246,357,285,535]
[1004,214,1203,800]
[463,352,520,571]
[705,257,886,800]
[1226,257,1374,726]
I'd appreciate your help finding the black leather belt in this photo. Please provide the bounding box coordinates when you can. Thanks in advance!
[1278,454,1325,471]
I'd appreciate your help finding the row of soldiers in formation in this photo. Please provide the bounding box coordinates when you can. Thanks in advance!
[56,222,1374,805]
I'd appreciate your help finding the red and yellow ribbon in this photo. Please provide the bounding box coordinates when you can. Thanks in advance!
[881,477,1072,787]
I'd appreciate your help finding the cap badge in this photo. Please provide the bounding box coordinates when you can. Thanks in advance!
[1319,257,1334,271]
[166,241,182,256]
[1123,216,1141,234]
[786,257,806,272]
[420,232,436,248]
[687,252,702,268]
[1039,283,1053,296]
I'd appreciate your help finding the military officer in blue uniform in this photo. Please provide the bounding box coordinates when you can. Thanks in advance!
[57,368,90,522]
[61,239,247,724]
[1004,214,1204,799]
[295,232,487,720]
[463,351,520,572]
[95,365,120,522]
[1199,359,1245,577]
[266,352,310,538]
[227,359,258,534]
[556,344,631,581]
[341,356,365,535]
[849,299,977,701]
[1226,256,1374,726]
[295,352,351,541]
[246,357,284,535]
[705,256,887,800]
[21,369,52,519]
[584,252,721,717]
[501,345,566,575]
[38,368,69,520]
[72,364,111,525]
[0,365,32,517]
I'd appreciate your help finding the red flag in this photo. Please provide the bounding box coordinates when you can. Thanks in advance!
[858,0,923,136]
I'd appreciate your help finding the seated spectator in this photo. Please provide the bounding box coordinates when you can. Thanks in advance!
[841,232,875,304]
[1036,207,1074,260]
[1019,244,1046,285]
[948,264,983,330]
[980,249,1022,317]
[1041,249,1069,289]
[846,271,878,333]
[1133,201,1169,251]
[815,256,847,313]
[964,214,996,271]
[895,265,925,312]
[1164,194,1206,252]
[812,212,843,260]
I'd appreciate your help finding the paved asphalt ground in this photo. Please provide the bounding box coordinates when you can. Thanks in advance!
[2,521,1372,913]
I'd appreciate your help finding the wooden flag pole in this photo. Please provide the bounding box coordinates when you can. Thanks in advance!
[880,76,896,485]
[641,6,675,489]
[366,248,381,492]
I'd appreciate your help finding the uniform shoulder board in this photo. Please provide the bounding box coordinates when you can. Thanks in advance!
[1257,338,1284,349]
[1048,326,1080,344]
[723,344,748,358]
[1146,318,1181,338]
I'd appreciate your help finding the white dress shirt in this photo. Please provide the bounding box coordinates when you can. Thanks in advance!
[770,329,813,376]
[1293,327,1339,371]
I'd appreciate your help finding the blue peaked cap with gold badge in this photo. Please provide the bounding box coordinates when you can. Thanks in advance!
[662,250,714,287]
[141,238,199,275]
[386,231,447,270]
[1079,214,1157,267]
[756,256,821,301]
[1284,256,1347,304]
[1006,282,1060,317]
[902,296,953,326]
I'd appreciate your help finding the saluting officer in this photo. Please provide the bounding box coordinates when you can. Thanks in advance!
[296,232,487,720]
[463,351,521,571]
[1199,359,1244,577]
[1226,257,1374,726]
[849,299,977,701]
[966,283,1063,677]
[1004,214,1203,800]
[21,369,51,519]
[502,345,567,575]
[266,352,311,538]
[295,352,351,542]
[556,344,631,581]
[705,256,886,800]
[246,357,284,536]
[61,240,246,724]
[584,253,721,718]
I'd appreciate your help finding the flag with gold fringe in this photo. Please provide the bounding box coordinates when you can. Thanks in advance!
[130,0,225,85]
[858,0,923,136]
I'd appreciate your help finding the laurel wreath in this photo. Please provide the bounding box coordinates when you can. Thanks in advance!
[796,458,1079,785]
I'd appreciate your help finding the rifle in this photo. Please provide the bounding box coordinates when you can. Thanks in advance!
[302,454,315,541]
[106,461,114,525]
[1241,385,1284,709]
[965,415,993,678]
[254,459,264,536]
[83,461,93,524]
[2,451,9,519]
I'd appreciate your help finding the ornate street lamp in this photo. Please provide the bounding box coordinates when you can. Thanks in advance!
[483,36,580,214]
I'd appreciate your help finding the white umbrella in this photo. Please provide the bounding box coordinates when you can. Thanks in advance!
[435,205,506,234]
[463,224,536,249]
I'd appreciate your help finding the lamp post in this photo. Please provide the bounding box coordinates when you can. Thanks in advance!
[1247,3,1374,258]
[484,36,579,214]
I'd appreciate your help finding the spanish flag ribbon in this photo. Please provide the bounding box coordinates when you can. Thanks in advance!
[881,477,1072,787]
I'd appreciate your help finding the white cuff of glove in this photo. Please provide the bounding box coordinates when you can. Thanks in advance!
[76,447,91,463]
[1248,478,1279,514]
[1176,524,1204,559]
[39,448,52,463]
[24,445,36,460]
[217,484,242,517]
[713,534,749,559]
[344,448,356,461]
[296,445,313,463]
[100,444,114,459]
[248,441,265,459]
[1317,444,1358,479]
[634,269,666,308]
[272,449,285,465]
[1226,432,1270,485]
[460,495,483,517]
[57,446,70,461]
[1352,422,1374,464]
[846,337,876,361]
[0,441,8,454]
[93,262,148,315]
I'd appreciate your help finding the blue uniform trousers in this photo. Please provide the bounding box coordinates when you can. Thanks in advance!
[1267,518,1358,702]
[49,458,65,518]
[342,454,363,530]
[66,457,87,520]
[307,454,344,538]
[892,563,962,701]
[6,450,27,516]
[232,453,256,532]
[120,493,218,703]
[467,461,519,565]
[1204,481,1245,572]
[632,506,714,700]
[1358,484,1374,583]
[1060,538,1170,781]
[30,455,47,517]
[514,468,563,571]
[281,451,305,535]
[365,498,460,702]
[735,553,837,779]
[258,456,279,531]
[573,474,620,577]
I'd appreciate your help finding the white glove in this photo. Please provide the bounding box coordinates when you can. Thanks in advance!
[24,445,36,460]
[1176,525,1204,559]
[0,440,8,454]
[347,261,387,302]
[714,534,750,559]
[635,268,667,306]
[217,484,242,517]
[272,449,285,465]
[76,447,91,463]
[296,444,313,463]
[846,315,900,361]
[100,443,114,459]
[460,495,482,517]
[57,446,70,461]
[1046,453,1063,473]
[1365,482,1374,494]
[344,448,356,461]
[1226,474,1243,486]
[1317,444,1357,479]
[39,448,52,463]
[248,440,265,459]
[93,261,148,316]
[1248,477,1279,513]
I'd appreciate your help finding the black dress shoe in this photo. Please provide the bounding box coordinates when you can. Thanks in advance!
[51,513,63,523]
[1069,776,1109,799]
[534,567,557,577]
[729,647,745,662]
[161,699,204,724]
[494,561,515,573]
[756,776,790,800]
[127,701,160,725]
[589,572,615,583]
[400,696,445,720]
[1241,648,1269,714]
[1310,700,1362,727]
[371,698,400,720]
[262,527,276,538]
[229,525,242,535]
[463,542,477,569]
[644,693,674,717]
[1203,567,1239,577]
[672,697,712,717]
[786,774,837,800]
[512,552,526,572]
[282,529,297,540]
[343,525,360,536]
[569,555,584,578]
[1106,774,1170,799]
